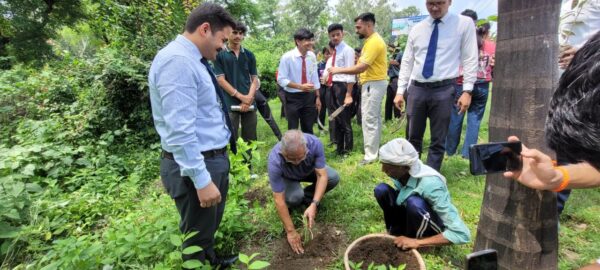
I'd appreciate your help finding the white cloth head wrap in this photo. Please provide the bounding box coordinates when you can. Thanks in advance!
[379,138,446,183]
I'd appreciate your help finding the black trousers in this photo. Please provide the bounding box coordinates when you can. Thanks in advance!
[284,91,317,134]
[160,153,230,263]
[277,86,286,118]
[255,90,282,140]
[327,82,353,154]
[317,86,328,130]
[406,83,455,171]
[385,77,401,121]
[374,183,445,237]
[352,83,362,126]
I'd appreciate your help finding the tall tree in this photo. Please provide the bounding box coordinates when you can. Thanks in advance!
[253,0,281,37]
[396,5,420,18]
[474,0,561,269]
[0,0,86,64]
[278,0,329,40]
[213,0,259,28]
[332,0,398,48]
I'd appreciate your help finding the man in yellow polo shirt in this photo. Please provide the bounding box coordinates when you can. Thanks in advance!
[329,12,387,165]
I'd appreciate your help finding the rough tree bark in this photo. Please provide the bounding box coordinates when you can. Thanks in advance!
[473,0,561,269]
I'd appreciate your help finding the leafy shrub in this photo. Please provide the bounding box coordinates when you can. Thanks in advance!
[244,35,292,99]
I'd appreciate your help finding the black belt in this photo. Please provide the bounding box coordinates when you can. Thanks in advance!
[161,146,227,160]
[412,78,456,88]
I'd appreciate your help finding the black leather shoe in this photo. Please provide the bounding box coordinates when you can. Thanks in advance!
[210,255,238,269]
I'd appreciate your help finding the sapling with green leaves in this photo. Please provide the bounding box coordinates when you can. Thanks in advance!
[297,216,314,245]
[238,252,270,270]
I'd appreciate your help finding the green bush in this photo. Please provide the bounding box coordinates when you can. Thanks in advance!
[245,35,292,98]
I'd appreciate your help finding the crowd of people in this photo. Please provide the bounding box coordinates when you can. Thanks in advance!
[148,0,600,268]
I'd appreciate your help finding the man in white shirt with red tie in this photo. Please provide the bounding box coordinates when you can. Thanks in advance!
[277,28,322,134]
[393,0,478,172]
[322,23,356,155]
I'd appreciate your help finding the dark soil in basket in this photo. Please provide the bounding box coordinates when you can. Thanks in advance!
[347,237,420,270]
[269,224,347,270]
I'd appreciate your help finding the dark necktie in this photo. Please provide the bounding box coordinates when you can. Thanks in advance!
[422,19,441,79]
[301,55,307,84]
[200,57,237,154]
[327,49,336,86]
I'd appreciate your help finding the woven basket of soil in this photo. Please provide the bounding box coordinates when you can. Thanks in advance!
[344,233,426,270]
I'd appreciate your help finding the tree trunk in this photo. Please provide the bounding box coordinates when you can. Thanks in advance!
[474,1,561,269]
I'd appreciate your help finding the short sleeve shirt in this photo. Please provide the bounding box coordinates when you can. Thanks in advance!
[267,134,326,193]
[359,32,388,84]
[213,46,258,110]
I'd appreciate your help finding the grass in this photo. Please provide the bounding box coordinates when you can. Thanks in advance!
[238,91,600,269]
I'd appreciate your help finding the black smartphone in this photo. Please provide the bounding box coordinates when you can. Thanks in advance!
[466,249,498,270]
[469,141,522,175]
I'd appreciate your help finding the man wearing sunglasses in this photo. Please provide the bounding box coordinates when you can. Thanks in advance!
[267,130,340,254]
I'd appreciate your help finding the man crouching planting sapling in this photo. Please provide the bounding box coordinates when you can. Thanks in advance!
[267,130,340,254]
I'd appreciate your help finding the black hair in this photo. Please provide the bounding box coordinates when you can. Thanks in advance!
[328,23,344,33]
[185,3,237,33]
[354,12,376,24]
[328,41,335,49]
[545,31,600,170]
[477,22,491,36]
[475,23,490,50]
[293,28,314,41]
[321,47,329,54]
[234,21,248,34]
[354,46,362,54]
[461,9,478,22]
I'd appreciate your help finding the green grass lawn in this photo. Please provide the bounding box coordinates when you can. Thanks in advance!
[232,91,600,269]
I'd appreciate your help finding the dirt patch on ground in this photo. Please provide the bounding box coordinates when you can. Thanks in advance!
[347,237,420,269]
[244,188,269,207]
[269,224,347,270]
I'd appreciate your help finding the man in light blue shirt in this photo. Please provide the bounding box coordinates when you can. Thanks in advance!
[277,28,321,134]
[148,3,238,268]
[374,138,471,249]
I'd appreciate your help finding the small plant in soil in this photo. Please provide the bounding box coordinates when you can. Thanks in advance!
[297,216,314,245]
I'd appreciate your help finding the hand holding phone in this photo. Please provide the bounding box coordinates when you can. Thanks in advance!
[469,141,522,175]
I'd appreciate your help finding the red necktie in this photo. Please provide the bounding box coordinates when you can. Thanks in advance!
[301,56,307,84]
[327,49,336,86]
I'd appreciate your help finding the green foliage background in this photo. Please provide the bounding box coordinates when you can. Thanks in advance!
[11,2,592,270]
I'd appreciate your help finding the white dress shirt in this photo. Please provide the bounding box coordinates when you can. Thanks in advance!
[322,41,356,83]
[397,12,478,94]
[277,48,321,93]
[559,0,600,49]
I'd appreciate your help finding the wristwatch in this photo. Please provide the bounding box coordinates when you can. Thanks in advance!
[311,199,320,206]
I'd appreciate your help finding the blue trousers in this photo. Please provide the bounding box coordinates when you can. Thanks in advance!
[374,183,445,238]
[445,82,490,158]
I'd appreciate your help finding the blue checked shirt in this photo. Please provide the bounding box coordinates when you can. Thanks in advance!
[148,35,230,189]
